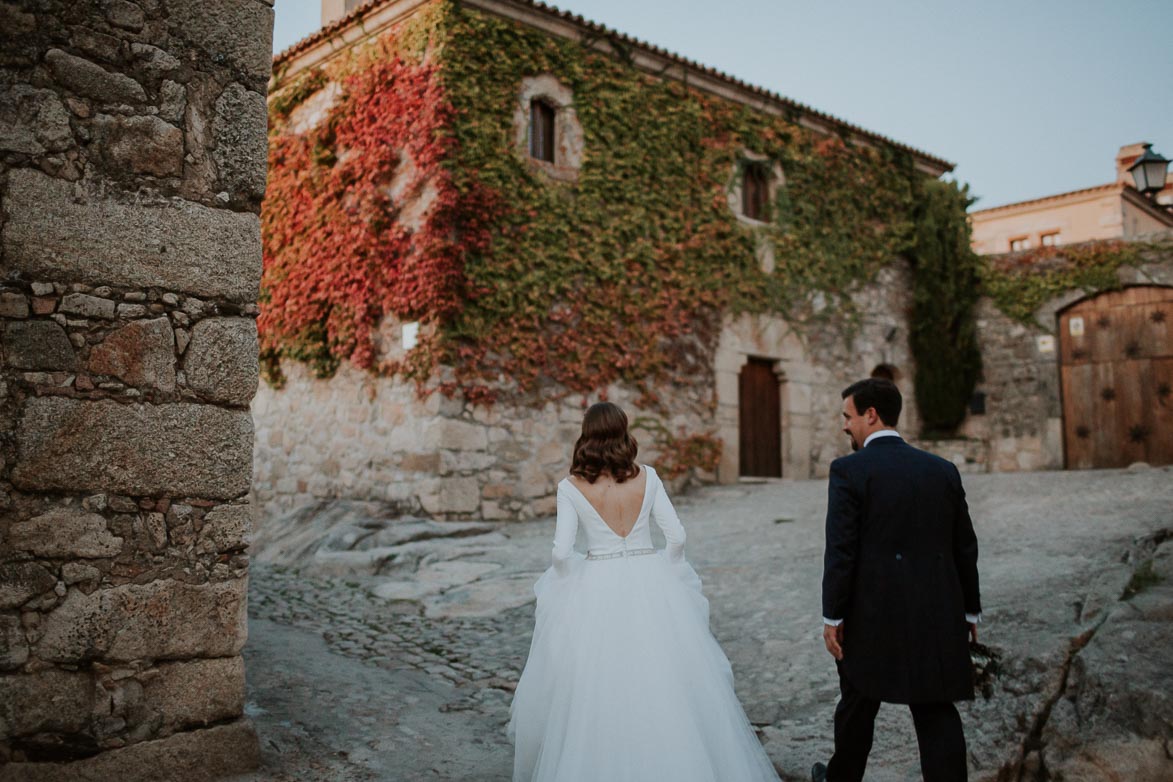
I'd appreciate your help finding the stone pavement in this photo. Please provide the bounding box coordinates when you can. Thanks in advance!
[231,467,1173,781]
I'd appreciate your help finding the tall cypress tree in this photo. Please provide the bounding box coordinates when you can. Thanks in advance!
[908,179,983,437]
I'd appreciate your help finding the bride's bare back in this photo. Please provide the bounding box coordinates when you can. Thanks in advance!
[567,467,647,538]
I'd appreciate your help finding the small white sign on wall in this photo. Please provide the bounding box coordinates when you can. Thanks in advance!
[1068,316,1085,337]
[1036,335,1055,354]
[402,321,419,350]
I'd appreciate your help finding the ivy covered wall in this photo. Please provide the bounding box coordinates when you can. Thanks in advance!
[254,0,997,519]
[263,1,963,412]
[980,238,1161,325]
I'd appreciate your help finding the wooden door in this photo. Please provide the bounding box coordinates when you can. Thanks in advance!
[1059,286,1173,468]
[739,358,782,477]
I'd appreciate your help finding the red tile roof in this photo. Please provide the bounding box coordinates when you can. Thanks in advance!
[273,0,954,173]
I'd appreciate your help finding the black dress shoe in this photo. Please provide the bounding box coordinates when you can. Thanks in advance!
[811,762,828,782]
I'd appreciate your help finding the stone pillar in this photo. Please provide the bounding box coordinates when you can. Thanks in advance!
[0,1,271,779]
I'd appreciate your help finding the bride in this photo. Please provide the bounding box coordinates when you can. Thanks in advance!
[508,402,781,781]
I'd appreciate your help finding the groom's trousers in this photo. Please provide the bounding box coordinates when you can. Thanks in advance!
[826,668,967,782]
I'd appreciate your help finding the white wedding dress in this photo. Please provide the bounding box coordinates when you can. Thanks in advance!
[509,465,781,782]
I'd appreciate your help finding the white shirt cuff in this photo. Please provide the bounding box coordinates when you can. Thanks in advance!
[825,615,978,625]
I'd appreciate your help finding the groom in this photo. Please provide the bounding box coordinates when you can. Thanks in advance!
[813,378,981,782]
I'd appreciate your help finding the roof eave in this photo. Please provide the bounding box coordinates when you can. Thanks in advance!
[271,0,435,84]
[969,183,1121,217]
[272,0,954,176]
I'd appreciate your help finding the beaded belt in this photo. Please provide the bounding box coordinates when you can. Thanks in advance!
[586,547,657,561]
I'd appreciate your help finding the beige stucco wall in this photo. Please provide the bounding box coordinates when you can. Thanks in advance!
[970,188,1125,255]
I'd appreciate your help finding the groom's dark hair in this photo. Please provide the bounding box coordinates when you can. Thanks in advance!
[842,378,902,426]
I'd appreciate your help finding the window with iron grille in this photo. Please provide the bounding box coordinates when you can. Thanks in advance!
[530,100,556,163]
[742,162,770,221]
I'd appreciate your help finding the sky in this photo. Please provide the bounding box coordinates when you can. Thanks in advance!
[271,0,1173,210]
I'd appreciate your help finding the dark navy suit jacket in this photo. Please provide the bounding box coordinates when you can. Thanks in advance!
[822,435,981,704]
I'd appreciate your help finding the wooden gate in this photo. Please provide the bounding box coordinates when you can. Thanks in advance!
[1059,286,1173,469]
[738,358,781,477]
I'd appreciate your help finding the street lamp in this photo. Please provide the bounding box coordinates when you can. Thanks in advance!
[1127,144,1170,194]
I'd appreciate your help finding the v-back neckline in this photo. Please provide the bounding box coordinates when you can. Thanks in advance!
[564,468,651,539]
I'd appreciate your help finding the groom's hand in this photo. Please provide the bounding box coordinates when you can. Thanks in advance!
[823,623,844,660]
[968,621,978,644]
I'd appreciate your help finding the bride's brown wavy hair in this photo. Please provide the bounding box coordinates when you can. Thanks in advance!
[570,402,639,484]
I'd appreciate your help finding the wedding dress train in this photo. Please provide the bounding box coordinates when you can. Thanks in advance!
[509,465,781,782]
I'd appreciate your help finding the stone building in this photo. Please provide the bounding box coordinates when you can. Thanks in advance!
[963,143,1173,472]
[255,1,1173,524]
[1,1,271,778]
[256,0,960,522]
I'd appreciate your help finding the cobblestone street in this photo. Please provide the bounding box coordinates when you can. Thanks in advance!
[232,467,1173,781]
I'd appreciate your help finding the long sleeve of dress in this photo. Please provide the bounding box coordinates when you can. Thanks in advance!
[650,476,687,562]
[551,483,579,573]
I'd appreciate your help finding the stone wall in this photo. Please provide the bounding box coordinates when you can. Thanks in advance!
[252,359,712,522]
[0,1,271,779]
[958,240,1173,472]
[959,298,1065,472]
[252,241,1173,523]
[251,265,921,522]
[714,263,923,482]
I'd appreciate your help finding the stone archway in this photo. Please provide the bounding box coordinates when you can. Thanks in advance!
[1059,285,1173,468]
[715,313,810,481]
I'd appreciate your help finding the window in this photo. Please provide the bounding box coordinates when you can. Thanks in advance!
[729,155,785,225]
[742,162,770,221]
[514,78,583,180]
[529,99,556,163]
[1040,231,1061,247]
[1009,236,1030,252]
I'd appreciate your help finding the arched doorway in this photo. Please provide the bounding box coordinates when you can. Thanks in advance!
[1059,285,1173,468]
[738,357,782,477]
